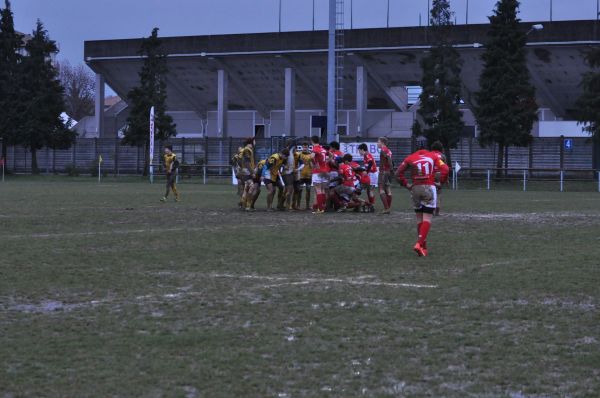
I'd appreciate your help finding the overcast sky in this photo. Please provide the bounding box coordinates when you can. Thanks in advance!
[12,0,597,68]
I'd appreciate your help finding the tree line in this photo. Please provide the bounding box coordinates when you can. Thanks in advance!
[417,0,599,174]
[0,0,100,173]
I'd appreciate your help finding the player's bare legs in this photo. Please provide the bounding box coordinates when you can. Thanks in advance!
[266,182,275,211]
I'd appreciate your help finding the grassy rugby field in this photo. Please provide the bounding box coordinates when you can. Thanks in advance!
[1,177,599,397]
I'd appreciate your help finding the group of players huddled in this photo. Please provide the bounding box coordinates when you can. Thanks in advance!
[229,136,450,256]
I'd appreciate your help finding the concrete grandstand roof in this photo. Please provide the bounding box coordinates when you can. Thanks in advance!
[84,20,599,118]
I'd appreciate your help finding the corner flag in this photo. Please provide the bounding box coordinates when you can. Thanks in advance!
[454,162,461,173]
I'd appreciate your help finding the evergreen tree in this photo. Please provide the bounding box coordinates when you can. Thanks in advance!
[575,48,600,169]
[0,0,22,166]
[575,48,600,137]
[414,0,464,167]
[474,0,537,176]
[18,20,75,174]
[123,28,176,175]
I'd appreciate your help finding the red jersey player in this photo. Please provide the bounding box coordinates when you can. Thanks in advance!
[396,149,449,257]
[358,143,377,212]
[335,154,366,212]
[328,141,344,179]
[310,135,330,214]
[377,137,394,214]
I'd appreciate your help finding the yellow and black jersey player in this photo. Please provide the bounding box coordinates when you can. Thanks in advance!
[160,145,180,202]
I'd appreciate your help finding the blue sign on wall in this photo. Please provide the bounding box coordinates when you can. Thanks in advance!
[564,139,573,151]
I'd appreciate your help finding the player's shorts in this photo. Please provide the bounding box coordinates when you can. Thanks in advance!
[378,171,392,187]
[368,172,379,187]
[411,184,437,214]
[283,174,295,187]
[312,172,330,186]
[296,177,311,187]
[263,178,277,187]
[329,171,339,180]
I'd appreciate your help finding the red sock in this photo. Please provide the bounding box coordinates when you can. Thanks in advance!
[369,195,375,205]
[418,221,431,245]
[417,222,422,238]
[318,193,326,210]
[387,194,392,207]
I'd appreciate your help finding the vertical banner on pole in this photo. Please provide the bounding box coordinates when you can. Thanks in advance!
[454,162,461,190]
[149,106,155,184]
[98,155,103,183]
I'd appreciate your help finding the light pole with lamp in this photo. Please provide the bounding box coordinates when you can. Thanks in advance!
[526,24,544,35]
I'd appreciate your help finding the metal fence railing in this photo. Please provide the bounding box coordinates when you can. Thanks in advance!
[144,165,600,192]
[452,168,600,192]
[0,136,597,177]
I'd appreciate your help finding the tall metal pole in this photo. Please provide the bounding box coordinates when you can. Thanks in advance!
[350,0,353,29]
[312,0,315,30]
[327,0,336,142]
[466,0,469,24]
[549,0,552,22]
[387,0,390,28]
[279,0,282,32]
[427,0,430,26]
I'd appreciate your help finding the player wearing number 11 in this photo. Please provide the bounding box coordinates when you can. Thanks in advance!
[396,149,449,257]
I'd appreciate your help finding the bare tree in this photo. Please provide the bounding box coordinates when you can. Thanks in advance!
[57,59,95,121]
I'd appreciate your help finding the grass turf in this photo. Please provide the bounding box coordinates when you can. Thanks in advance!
[1,177,599,397]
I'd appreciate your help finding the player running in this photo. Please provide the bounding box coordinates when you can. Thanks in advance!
[396,149,449,257]
[160,145,180,202]
[358,143,377,212]
[377,137,394,214]
[310,136,330,214]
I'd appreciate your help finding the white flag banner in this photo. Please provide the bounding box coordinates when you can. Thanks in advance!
[454,161,461,173]
[149,106,155,162]
[232,167,238,185]
[149,106,155,181]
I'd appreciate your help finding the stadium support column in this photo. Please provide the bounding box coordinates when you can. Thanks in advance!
[284,68,296,137]
[356,65,367,136]
[217,69,228,138]
[95,74,105,137]
[326,0,336,142]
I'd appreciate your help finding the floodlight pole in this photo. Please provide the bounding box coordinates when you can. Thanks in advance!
[327,0,336,142]
[279,0,282,32]
[387,0,390,28]
[466,0,469,24]
[312,0,315,30]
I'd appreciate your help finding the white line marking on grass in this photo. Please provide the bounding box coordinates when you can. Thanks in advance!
[210,273,437,289]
